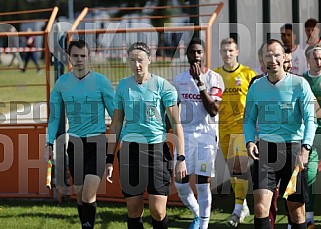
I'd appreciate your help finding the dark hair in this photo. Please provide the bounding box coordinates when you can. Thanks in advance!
[127,42,151,57]
[186,38,206,53]
[68,40,90,55]
[266,39,285,53]
[284,23,293,30]
[280,23,298,35]
[284,46,291,54]
[305,18,320,29]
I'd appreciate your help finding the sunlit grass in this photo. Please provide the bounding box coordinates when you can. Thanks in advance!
[0,195,320,228]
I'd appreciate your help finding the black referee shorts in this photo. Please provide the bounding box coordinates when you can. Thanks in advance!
[67,134,107,186]
[118,141,172,198]
[252,140,308,203]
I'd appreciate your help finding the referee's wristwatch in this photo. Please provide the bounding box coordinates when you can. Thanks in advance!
[177,155,186,162]
[302,144,312,152]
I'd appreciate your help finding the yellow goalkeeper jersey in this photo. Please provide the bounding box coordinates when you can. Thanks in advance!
[214,64,257,133]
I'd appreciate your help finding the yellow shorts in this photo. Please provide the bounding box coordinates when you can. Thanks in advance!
[220,133,248,160]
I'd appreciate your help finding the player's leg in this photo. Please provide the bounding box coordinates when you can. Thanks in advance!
[195,175,212,229]
[67,136,85,224]
[174,133,200,229]
[284,199,292,228]
[81,175,101,229]
[119,141,147,229]
[252,140,280,229]
[74,185,84,222]
[280,142,309,229]
[305,149,318,228]
[147,142,172,229]
[175,175,200,229]
[226,134,250,227]
[80,134,106,229]
[253,189,273,229]
[268,180,280,228]
[125,195,145,229]
[286,201,306,229]
[148,195,168,228]
[193,133,217,229]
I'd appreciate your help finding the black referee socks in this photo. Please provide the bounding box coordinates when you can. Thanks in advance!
[82,201,97,229]
[127,216,144,229]
[152,214,168,229]
[254,217,271,229]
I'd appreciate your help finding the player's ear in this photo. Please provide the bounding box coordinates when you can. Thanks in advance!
[236,49,240,56]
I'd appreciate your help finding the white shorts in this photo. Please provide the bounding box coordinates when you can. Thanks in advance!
[174,131,217,177]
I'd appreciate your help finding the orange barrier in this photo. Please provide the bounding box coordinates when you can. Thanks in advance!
[0,124,49,198]
[0,124,181,202]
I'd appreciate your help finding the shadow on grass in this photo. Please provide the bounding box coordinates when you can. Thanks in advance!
[1,194,321,228]
[0,199,130,228]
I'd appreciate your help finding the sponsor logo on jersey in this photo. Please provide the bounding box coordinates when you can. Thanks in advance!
[224,88,242,93]
[181,93,201,100]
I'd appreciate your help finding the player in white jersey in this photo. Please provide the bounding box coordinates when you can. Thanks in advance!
[304,18,321,50]
[280,23,307,75]
[173,38,225,229]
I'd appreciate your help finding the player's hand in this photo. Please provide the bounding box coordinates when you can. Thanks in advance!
[246,142,259,160]
[175,161,187,181]
[43,145,53,162]
[106,164,113,183]
[190,63,201,82]
[297,148,309,171]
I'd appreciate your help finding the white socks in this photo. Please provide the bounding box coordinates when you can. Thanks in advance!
[175,182,199,217]
[233,204,243,217]
[243,199,248,208]
[196,183,212,229]
[175,182,212,229]
[232,199,248,217]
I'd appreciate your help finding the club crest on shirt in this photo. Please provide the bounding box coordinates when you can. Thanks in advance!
[200,163,207,173]
[146,107,155,117]
[235,76,241,86]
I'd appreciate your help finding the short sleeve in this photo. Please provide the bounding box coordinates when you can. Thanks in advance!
[161,79,178,107]
[114,80,124,110]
